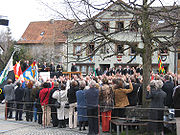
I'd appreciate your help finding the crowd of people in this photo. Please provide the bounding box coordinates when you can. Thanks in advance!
[2,63,180,135]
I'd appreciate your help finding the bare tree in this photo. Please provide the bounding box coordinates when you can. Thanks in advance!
[40,0,180,106]
[0,28,15,71]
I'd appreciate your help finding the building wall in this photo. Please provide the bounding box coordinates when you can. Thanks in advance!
[67,5,175,74]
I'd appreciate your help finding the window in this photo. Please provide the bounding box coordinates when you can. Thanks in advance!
[81,66,87,74]
[130,20,138,32]
[116,44,124,55]
[73,44,82,56]
[86,43,94,56]
[100,45,108,54]
[178,53,180,60]
[129,43,138,55]
[116,21,124,31]
[76,64,94,75]
[101,22,109,32]
[40,31,45,36]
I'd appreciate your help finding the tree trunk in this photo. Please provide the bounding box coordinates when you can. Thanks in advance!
[141,0,153,107]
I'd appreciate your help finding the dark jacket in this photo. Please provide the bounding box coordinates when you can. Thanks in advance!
[67,85,79,104]
[71,65,77,72]
[48,87,59,106]
[24,88,33,102]
[15,86,24,102]
[85,87,99,109]
[96,69,103,76]
[146,88,167,108]
[173,86,180,117]
[146,88,166,132]
[127,83,140,106]
[162,81,174,107]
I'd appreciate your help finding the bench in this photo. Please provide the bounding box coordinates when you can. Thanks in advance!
[110,119,148,135]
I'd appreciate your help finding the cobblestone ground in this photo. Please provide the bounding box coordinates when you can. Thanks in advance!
[0,104,111,135]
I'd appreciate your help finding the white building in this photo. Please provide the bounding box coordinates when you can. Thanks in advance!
[67,3,177,75]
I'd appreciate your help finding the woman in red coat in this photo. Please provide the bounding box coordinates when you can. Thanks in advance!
[39,81,54,126]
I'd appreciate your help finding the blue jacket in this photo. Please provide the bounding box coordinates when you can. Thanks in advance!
[76,90,88,122]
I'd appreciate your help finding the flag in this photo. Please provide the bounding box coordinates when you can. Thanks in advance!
[13,61,24,83]
[158,55,165,74]
[23,61,38,81]
[0,52,15,101]
[0,54,14,85]
[93,67,97,77]
[89,56,93,62]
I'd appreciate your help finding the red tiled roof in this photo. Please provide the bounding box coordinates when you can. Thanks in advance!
[17,20,75,44]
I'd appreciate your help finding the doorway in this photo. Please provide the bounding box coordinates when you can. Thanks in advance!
[100,64,110,73]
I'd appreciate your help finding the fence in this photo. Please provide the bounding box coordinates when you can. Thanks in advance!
[3,101,177,134]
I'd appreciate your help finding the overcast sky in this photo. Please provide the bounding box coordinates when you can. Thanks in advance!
[0,0,179,41]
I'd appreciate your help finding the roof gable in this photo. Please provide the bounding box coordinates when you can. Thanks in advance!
[17,20,75,44]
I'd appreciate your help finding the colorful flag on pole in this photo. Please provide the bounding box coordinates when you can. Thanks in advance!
[0,53,14,85]
[13,61,24,83]
[89,56,93,62]
[158,55,165,74]
[93,67,97,77]
[23,61,38,81]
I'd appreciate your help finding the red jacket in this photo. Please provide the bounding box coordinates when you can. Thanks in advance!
[39,82,54,106]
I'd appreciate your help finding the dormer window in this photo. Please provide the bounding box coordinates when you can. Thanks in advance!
[116,21,124,31]
[40,31,45,36]
[101,22,109,32]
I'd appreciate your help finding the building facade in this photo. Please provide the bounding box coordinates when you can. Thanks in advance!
[17,20,74,68]
[67,3,177,75]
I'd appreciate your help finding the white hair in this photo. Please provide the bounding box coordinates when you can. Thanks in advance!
[155,80,164,89]
[89,80,96,88]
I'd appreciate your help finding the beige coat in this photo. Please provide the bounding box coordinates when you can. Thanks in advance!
[113,82,133,108]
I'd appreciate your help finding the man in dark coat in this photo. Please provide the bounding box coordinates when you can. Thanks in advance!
[116,65,123,75]
[48,82,59,127]
[127,77,141,106]
[123,66,131,75]
[56,62,63,77]
[146,80,167,135]
[14,82,24,121]
[162,75,174,108]
[85,80,99,135]
[96,67,102,76]
[71,63,77,72]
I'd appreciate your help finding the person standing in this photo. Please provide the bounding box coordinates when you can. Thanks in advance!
[99,77,114,132]
[4,79,16,119]
[71,63,77,72]
[162,75,174,108]
[146,80,166,135]
[48,82,59,127]
[67,81,79,129]
[56,62,64,77]
[76,81,88,131]
[96,67,103,76]
[85,80,99,135]
[24,81,34,122]
[14,82,24,121]
[56,83,69,128]
[39,81,54,126]
[173,85,180,135]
